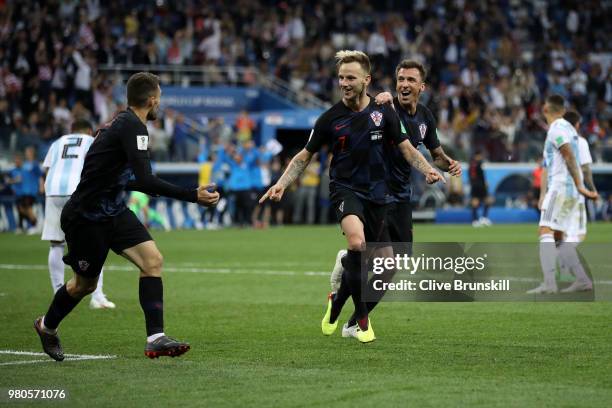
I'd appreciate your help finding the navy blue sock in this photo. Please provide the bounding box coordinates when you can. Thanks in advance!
[343,250,368,329]
[43,285,81,330]
[139,277,164,336]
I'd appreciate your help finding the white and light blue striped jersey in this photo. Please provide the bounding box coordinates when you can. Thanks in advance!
[43,133,95,196]
[543,118,581,198]
[576,136,592,204]
[577,136,592,166]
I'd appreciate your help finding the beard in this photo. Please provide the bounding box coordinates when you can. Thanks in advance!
[146,106,159,121]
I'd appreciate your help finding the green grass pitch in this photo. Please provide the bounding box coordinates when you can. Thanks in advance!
[1,223,611,407]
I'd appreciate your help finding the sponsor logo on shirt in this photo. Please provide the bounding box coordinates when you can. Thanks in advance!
[137,135,149,150]
[370,130,383,141]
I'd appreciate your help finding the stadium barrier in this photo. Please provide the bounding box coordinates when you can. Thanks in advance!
[1,163,610,231]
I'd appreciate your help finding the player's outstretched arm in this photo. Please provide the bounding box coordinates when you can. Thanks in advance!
[559,144,598,200]
[259,148,314,203]
[429,146,461,176]
[398,140,445,184]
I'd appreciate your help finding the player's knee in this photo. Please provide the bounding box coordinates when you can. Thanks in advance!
[346,235,365,251]
[67,277,97,298]
[142,252,163,276]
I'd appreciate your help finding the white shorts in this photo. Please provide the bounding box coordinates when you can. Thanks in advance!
[41,196,70,241]
[565,200,587,241]
[539,190,578,232]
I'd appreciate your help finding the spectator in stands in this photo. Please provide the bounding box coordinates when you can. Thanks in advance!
[0,98,12,150]
[171,113,191,161]
[0,0,609,168]
[292,160,320,224]
[602,195,612,221]
[250,144,273,228]
[148,119,171,162]
[7,147,43,233]
[226,150,254,227]
[235,110,255,143]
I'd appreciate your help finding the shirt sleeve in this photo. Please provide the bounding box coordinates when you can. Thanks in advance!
[550,125,571,150]
[120,118,198,202]
[423,109,441,150]
[578,138,593,165]
[42,142,56,169]
[305,115,330,153]
[384,105,408,145]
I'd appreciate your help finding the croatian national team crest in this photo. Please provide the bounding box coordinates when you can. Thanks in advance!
[78,260,90,272]
[419,123,427,140]
[370,111,383,127]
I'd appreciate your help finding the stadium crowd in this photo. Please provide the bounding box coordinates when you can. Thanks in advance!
[1,0,611,228]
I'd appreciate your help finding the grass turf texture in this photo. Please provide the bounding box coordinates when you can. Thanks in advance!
[1,223,611,407]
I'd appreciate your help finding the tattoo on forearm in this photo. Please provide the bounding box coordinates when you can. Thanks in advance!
[278,158,308,189]
[430,148,450,171]
[406,148,432,175]
[433,157,450,171]
[582,166,596,191]
[565,155,582,188]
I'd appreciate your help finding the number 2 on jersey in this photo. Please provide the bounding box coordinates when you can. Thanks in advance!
[61,137,83,159]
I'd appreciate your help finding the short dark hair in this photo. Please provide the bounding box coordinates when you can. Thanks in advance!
[395,59,427,82]
[545,94,565,113]
[563,109,581,127]
[71,118,93,134]
[126,72,160,107]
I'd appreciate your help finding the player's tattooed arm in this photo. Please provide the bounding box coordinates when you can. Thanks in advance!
[398,140,444,184]
[259,149,314,202]
[278,149,313,189]
[559,144,598,199]
[430,146,462,176]
[581,164,597,193]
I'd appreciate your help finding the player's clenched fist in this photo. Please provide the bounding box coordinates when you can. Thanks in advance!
[425,169,445,184]
[259,184,285,203]
[197,184,220,207]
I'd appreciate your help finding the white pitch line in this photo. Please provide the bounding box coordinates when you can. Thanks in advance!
[0,350,116,366]
[0,263,330,277]
[1,263,612,284]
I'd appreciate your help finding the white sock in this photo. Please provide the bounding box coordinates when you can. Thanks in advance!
[92,268,105,300]
[558,242,590,283]
[539,234,557,287]
[48,244,65,293]
[147,332,165,343]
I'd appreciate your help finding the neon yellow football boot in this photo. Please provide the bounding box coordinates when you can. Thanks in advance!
[355,319,376,343]
[321,293,338,335]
